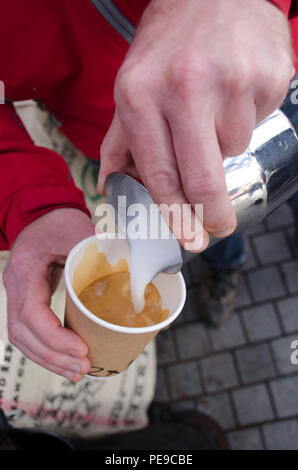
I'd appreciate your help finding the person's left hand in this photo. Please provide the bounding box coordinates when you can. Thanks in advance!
[3,208,94,382]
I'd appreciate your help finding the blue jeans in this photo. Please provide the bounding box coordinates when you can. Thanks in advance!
[201,192,298,270]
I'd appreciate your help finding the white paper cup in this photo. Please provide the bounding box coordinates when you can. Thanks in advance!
[64,234,186,379]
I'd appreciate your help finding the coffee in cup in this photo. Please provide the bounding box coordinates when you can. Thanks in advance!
[64,234,186,379]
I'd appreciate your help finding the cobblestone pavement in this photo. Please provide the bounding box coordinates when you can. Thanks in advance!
[154,202,298,450]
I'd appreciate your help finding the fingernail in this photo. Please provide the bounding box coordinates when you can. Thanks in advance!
[211,226,236,238]
[67,350,80,357]
[70,364,81,374]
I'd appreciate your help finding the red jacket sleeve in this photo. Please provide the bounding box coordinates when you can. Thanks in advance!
[0,102,90,250]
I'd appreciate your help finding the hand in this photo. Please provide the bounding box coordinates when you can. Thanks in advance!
[97,0,294,250]
[3,208,94,382]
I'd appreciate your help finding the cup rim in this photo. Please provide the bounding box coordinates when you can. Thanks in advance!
[64,234,186,335]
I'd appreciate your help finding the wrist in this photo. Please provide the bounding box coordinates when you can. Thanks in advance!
[5,185,91,249]
[11,208,94,257]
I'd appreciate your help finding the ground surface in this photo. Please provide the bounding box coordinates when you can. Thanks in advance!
[154,203,298,450]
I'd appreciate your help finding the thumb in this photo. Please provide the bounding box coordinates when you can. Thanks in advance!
[97,111,139,194]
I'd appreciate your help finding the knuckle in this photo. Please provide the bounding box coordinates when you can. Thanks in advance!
[256,55,293,104]
[37,349,53,366]
[258,72,290,109]
[184,175,220,203]
[7,321,22,348]
[221,131,252,157]
[169,56,209,99]
[114,68,134,106]
[145,167,181,197]
[280,52,294,77]
[222,61,252,97]
[115,64,152,106]
[80,361,90,375]
[271,67,293,99]
[115,67,133,94]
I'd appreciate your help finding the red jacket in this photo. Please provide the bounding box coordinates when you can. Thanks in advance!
[0,0,296,250]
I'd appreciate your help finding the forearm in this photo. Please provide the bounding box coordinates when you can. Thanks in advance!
[0,102,90,250]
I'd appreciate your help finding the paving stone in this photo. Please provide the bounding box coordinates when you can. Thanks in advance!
[235,344,276,383]
[245,221,267,237]
[277,296,298,333]
[270,375,298,418]
[177,287,200,325]
[241,303,281,342]
[174,322,210,360]
[271,335,298,375]
[233,384,274,425]
[281,261,298,294]
[155,368,169,403]
[156,330,177,366]
[240,239,258,272]
[247,266,286,302]
[235,274,252,308]
[262,419,298,450]
[153,214,298,438]
[228,428,264,450]
[286,226,298,256]
[169,399,196,412]
[266,203,295,230]
[167,362,202,399]
[201,353,238,392]
[197,392,235,430]
[209,314,246,352]
[253,231,291,265]
[187,256,207,285]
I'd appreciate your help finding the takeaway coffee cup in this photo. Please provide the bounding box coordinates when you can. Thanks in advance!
[64,233,186,379]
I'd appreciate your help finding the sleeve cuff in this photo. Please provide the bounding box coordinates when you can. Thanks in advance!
[5,184,91,247]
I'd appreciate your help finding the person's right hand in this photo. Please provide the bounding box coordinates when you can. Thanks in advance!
[2,208,94,382]
[97,0,294,252]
